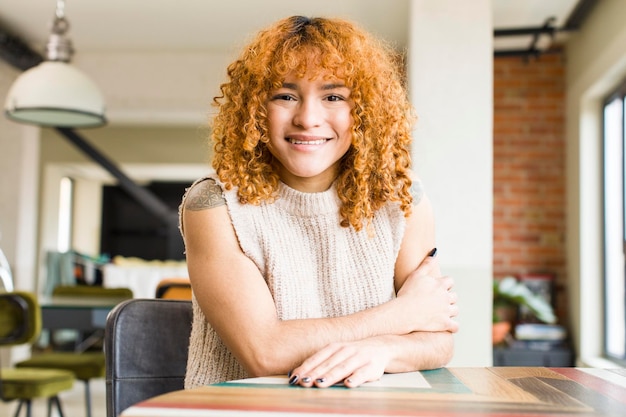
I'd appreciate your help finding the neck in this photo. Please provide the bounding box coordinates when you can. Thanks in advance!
[275,166,338,193]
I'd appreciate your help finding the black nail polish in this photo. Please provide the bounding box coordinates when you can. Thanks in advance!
[287,370,292,378]
[302,376,311,383]
[428,247,438,257]
[315,378,325,384]
[288,375,299,385]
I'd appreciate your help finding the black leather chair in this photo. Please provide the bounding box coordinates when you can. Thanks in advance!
[104,298,192,417]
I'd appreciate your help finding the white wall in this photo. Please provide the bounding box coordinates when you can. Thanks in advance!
[0,61,41,365]
[0,60,40,292]
[564,0,626,366]
[408,0,493,366]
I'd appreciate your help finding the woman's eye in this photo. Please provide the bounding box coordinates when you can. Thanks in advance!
[272,94,296,101]
[326,94,344,102]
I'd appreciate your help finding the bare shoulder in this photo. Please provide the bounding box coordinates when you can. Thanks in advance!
[410,179,424,206]
[407,170,424,206]
[180,178,231,245]
[183,178,226,211]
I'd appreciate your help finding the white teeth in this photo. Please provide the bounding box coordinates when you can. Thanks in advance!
[288,138,327,145]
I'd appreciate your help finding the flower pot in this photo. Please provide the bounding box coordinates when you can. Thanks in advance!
[492,321,512,345]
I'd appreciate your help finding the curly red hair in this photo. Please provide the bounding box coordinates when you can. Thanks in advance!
[211,16,416,231]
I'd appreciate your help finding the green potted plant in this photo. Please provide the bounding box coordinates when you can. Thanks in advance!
[492,276,556,344]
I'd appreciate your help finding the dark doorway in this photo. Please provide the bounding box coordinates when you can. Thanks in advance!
[100,181,190,261]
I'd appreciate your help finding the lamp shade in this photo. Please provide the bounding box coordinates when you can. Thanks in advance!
[4,61,106,128]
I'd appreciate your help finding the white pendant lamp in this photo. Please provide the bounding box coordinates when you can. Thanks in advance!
[4,0,106,128]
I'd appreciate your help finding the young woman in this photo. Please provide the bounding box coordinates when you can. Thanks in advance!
[180,15,459,389]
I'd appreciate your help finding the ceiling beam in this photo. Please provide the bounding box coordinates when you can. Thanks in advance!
[563,0,599,30]
[494,26,558,37]
[494,17,558,59]
[0,28,42,71]
[493,0,599,59]
[55,127,176,224]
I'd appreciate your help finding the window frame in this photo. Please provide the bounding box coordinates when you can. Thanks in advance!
[602,80,626,366]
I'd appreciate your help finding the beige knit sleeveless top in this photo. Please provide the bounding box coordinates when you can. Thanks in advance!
[182,174,406,388]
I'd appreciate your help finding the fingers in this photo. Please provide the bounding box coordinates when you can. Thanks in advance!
[290,342,387,389]
[448,320,460,333]
[414,254,438,277]
[449,289,458,304]
[291,344,356,388]
[342,367,377,388]
[395,270,459,334]
[303,345,354,387]
[410,247,440,279]
[441,275,454,292]
[447,285,460,333]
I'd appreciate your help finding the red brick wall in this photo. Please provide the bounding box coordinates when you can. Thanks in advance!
[493,52,567,318]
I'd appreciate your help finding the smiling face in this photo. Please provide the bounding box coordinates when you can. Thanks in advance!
[265,70,354,192]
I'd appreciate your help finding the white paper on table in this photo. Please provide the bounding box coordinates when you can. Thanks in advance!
[363,371,430,389]
[228,371,431,389]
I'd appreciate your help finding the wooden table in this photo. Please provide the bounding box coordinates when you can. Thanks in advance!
[120,367,626,417]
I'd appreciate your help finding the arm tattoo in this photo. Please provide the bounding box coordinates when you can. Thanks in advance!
[410,180,424,206]
[184,179,226,211]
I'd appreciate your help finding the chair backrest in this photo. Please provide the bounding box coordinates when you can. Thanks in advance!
[0,291,40,346]
[54,285,133,299]
[104,298,192,417]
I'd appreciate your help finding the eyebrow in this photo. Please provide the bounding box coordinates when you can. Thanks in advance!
[281,82,348,91]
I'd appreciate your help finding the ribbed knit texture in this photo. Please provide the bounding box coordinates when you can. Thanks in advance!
[183,174,406,388]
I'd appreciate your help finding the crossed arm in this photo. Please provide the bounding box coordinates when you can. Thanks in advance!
[182,180,459,388]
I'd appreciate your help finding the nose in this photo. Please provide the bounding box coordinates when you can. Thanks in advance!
[292,98,322,128]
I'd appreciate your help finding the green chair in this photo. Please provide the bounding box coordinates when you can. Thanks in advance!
[0,291,74,417]
[15,285,133,417]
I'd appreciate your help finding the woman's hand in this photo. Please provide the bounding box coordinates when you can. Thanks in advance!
[395,256,459,334]
[392,190,459,337]
[288,254,459,389]
[289,338,391,388]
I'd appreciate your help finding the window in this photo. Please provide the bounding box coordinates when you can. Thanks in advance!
[603,81,626,364]
[57,176,74,252]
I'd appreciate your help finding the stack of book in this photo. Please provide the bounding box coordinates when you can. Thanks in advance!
[512,323,568,351]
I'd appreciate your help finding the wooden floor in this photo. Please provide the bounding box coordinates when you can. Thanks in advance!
[0,377,106,417]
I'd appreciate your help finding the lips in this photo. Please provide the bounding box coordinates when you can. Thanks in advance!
[285,133,331,146]
[287,138,329,145]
